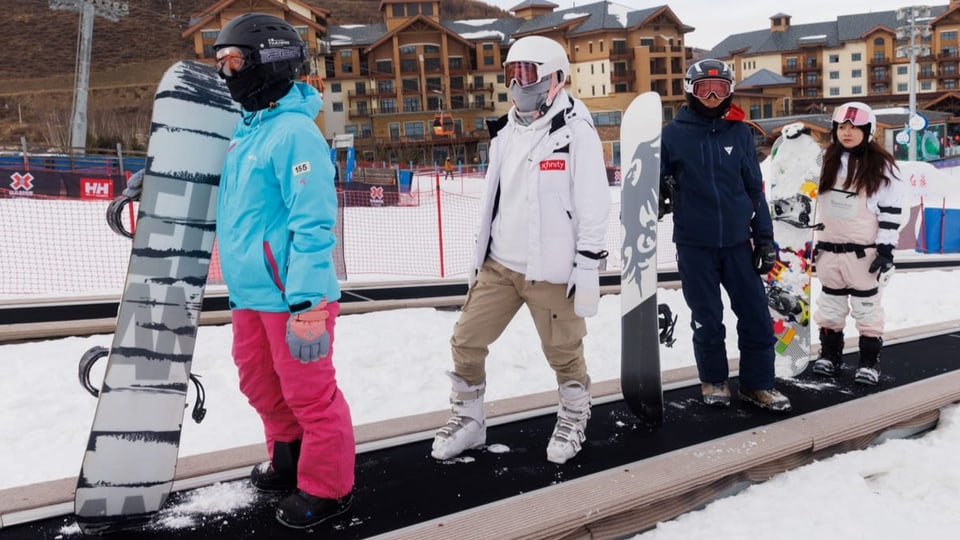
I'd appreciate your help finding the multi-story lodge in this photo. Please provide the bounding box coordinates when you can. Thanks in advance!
[182,0,692,166]
[709,2,960,121]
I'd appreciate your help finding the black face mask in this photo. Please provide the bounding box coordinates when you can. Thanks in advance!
[685,93,732,119]
[225,67,291,111]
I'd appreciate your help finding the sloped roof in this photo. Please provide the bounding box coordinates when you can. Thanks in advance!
[513,4,688,38]
[738,68,795,88]
[707,6,948,58]
[182,0,331,39]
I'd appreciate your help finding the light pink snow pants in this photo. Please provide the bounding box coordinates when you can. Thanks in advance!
[231,303,355,499]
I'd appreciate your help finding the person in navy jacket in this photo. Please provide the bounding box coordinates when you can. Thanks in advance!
[660,59,791,412]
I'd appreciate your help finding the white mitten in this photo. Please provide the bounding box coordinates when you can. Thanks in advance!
[566,253,601,318]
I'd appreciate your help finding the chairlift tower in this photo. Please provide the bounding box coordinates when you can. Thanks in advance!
[896,6,932,162]
[49,0,129,153]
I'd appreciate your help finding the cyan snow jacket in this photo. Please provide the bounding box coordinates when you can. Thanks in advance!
[217,82,340,313]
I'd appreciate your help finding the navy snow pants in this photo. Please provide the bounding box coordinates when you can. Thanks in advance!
[676,241,776,390]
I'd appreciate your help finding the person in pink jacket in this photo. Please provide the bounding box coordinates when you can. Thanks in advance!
[812,102,904,386]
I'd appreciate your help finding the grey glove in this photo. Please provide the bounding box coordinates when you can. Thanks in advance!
[285,300,331,363]
[122,169,145,200]
[566,252,606,318]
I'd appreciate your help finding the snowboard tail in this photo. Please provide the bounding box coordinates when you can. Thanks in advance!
[74,61,240,534]
[620,92,663,425]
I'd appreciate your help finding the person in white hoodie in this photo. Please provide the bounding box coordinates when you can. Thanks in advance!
[430,36,610,465]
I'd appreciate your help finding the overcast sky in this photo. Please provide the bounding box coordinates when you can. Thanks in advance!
[483,0,942,50]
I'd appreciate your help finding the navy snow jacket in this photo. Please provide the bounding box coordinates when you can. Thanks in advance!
[660,106,773,248]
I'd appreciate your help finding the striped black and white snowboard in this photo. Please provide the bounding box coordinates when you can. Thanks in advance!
[620,92,663,426]
[74,61,239,534]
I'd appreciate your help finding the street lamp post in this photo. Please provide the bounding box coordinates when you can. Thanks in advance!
[896,6,932,162]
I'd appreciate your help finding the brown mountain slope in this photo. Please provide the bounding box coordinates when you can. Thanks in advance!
[0,0,508,150]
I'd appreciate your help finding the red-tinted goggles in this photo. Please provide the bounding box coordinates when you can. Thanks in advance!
[833,104,872,126]
[691,78,732,99]
[504,61,544,88]
[216,46,249,77]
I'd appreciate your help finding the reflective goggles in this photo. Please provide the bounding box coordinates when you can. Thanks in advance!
[216,46,249,77]
[833,104,872,126]
[504,61,545,88]
[690,78,732,99]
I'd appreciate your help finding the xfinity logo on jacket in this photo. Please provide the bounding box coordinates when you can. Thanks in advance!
[539,159,566,171]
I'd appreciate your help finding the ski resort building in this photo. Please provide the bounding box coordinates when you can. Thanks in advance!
[180,0,693,167]
[708,1,960,122]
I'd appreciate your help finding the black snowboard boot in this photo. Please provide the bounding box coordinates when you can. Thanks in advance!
[854,335,883,386]
[276,490,353,529]
[250,440,300,493]
[812,328,844,377]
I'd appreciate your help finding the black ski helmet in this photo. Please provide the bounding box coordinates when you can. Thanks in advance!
[214,13,308,83]
[683,58,735,119]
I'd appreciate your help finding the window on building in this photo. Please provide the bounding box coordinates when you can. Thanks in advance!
[498,92,508,102]
[785,57,798,68]
[473,75,484,87]
[400,45,416,55]
[389,123,400,140]
[852,69,862,78]
[763,103,772,117]
[484,55,494,66]
[874,37,885,46]
[344,124,358,136]
[380,99,397,114]
[591,64,595,75]
[375,60,392,75]
[392,4,403,17]
[897,83,908,92]
[852,52,862,62]
[589,42,593,54]
[497,74,505,84]
[354,82,365,95]
[921,81,932,90]
[356,101,367,115]
[330,83,342,93]
[942,30,958,42]
[829,54,839,63]
[749,105,761,119]
[402,79,419,92]
[829,87,839,96]
[475,95,486,109]
[424,44,439,54]
[332,102,343,112]
[424,58,441,72]
[852,85,862,94]
[612,40,627,54]
[404,121,425,139]
[400,59,417,73]
[402,97,420,112]
[449,57,463,71]
[378,80,395,94]
[600,40,604,52]
[943,46,958,57]
[591,111,622,126]
[897,66,909,75]
[422,3,434,16]
[829,71,839,80]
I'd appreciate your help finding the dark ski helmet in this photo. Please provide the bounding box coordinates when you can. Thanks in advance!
[214,13,308,109]
[683,58,735,119]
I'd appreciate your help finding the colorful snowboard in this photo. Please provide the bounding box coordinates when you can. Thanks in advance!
[620,92,663,425]
[764,122,822,377]
[74,61,239,534]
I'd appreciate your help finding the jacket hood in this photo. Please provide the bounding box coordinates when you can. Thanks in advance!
[238,81,323,132]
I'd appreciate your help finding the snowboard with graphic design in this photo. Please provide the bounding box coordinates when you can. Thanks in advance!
[620,92,663,425]
[74,60,240,534]
[763,122,823,377]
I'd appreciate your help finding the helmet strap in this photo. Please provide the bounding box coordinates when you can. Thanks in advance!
[535,73,563,118]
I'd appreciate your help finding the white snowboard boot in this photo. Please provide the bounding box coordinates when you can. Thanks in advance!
[546,380,591,464]
[431,372,486,460]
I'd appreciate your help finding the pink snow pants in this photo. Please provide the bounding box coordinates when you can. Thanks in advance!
[231,303,355,499]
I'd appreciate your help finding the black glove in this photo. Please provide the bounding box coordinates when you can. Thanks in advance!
[658,175,674,219]
[752,242,777,274]
[868,244,895,286]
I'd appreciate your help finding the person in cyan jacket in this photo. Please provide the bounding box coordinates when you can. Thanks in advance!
[213,13,353,530]
[660,58,791,413]
[430,36,610,465]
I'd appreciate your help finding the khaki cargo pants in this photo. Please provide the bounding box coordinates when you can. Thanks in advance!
[451,259,589,386]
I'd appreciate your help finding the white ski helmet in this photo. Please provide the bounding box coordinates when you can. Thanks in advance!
[832,101,877,142]
[504,36,571,86]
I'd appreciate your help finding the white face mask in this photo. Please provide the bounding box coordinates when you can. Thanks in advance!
[509,77,551,113]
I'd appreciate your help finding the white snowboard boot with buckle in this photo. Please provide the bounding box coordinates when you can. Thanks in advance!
[431,372,486,460]
[546,380,591,464]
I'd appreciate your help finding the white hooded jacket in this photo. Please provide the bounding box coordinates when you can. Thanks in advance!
[471,89,610,285]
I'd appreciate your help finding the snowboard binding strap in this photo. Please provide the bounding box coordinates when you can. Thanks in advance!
[79,345,208,423]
